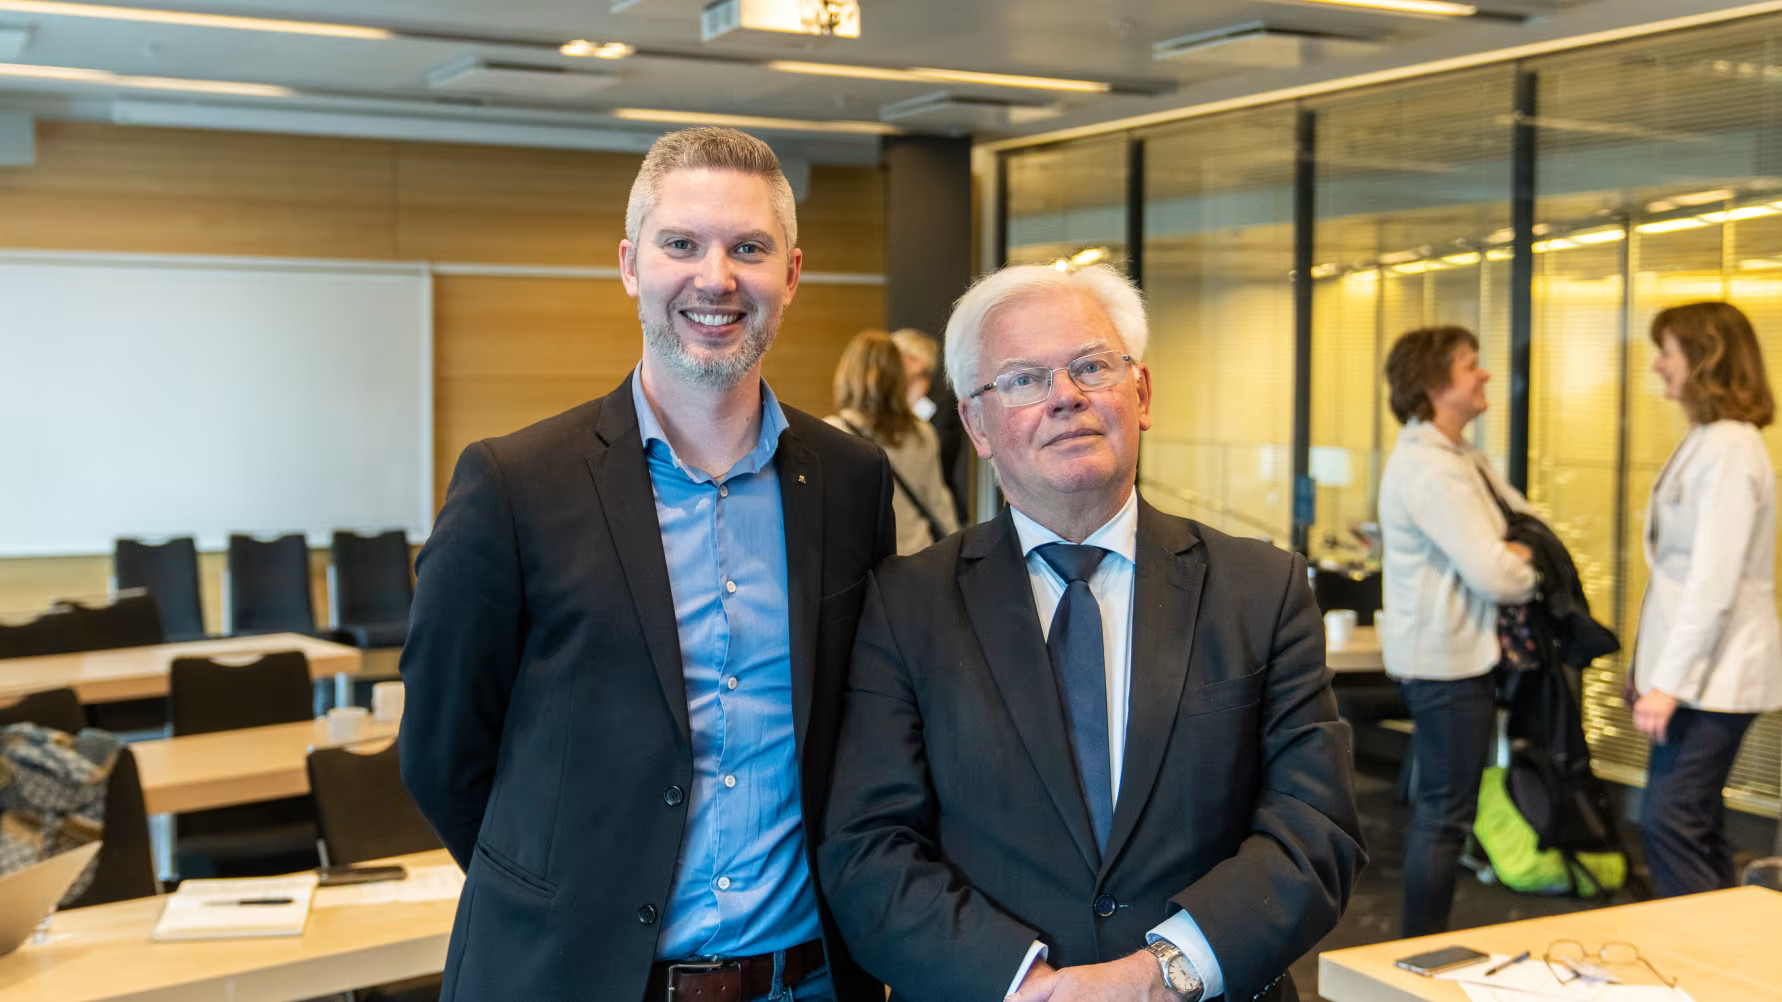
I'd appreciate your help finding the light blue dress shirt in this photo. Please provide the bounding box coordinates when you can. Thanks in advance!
[1004,489,1226,999]
[631,371,821,960]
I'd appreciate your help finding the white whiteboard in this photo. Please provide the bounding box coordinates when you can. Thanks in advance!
[0,252,431,557]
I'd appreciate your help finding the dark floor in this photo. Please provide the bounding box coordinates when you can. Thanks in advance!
[1287,757,1632,1001]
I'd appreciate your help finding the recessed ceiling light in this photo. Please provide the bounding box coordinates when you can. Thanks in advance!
[1290,0,1477,15]
[0,1,389,39]
[765,60,1111,94]
[560,39,634,59]
[610,107,897,135]
[0,60,293,95]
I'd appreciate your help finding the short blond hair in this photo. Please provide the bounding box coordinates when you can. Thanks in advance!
[890,328,938,375]
[625,127,798,252]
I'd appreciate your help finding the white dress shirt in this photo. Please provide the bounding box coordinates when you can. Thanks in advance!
[1634,420,1782,712]
[1001,488,1225,999]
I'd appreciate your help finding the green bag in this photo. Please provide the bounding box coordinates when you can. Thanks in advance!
[1473,766,1627,896]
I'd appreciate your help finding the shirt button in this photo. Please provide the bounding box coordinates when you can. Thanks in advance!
[726,676,738,690]
[637,904,658,924]
[724,775,737,788]
[719,484,729,498]
[663,785,684,806]
[716,876,732,891]
[725,580,737,594]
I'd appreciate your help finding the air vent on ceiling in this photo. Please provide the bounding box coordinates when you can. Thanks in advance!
[877,92,1059,132]
[427,57,620,102]
[1153,21,1382,69]
[0,24,33,60]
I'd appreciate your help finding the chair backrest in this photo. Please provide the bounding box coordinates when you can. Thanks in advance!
[0,687,88,733]
[114,537,206,642]
[65,746,159,908]
[306,740,442,865]
[168,651,313,736]
[227,534,315,636]
[330,530,413,626]
[0,591,163,660]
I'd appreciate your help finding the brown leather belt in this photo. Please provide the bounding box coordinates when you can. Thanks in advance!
[646,939,826,1001]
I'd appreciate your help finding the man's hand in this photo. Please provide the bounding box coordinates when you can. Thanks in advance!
[1008,951,1174,1002]
[1632,688,1680,745]
[1007,960,1058,1001]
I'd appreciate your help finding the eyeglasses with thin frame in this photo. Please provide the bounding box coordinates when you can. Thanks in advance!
[968,350,1134,408]
[1543,940,1677,991]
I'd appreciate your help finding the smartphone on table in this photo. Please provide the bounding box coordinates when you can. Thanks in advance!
[316,863,408,887]
[1394,945,1490,976]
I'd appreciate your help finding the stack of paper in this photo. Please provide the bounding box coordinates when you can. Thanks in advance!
[151,873,317,941]
[1436,953,1696,1001]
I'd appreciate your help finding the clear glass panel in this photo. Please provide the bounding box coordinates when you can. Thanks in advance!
[1004,139,1128,270]
[1137,107,1297,543]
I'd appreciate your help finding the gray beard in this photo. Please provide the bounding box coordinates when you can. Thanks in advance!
[641,303,778,390]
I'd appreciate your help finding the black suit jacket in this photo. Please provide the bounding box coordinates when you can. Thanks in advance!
[818,499,1365,1002]
[400,374,895,1001]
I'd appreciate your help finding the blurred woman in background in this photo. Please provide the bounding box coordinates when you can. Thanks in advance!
[1378,325,1536,936]
[826,330,959,555]
[1632,301,1782,897]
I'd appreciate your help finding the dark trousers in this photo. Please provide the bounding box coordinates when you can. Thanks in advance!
[1641,705,1756,898]
[1400,673,1497,937]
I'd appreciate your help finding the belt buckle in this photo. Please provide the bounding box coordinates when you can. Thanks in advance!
[666,958,743,1000]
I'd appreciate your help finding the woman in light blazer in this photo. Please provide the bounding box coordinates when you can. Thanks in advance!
[1633,301,1782,897]
[1378,325,1536,936]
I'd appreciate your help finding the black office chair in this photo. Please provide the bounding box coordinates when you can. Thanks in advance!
[227,533,319,637]
[115,537,207,642]
[65,746,160,907]
[0,687,88,733]
[331,530,412,650]
[168,650,319,879]
[1312,567,1383,626]
[0,604,89,658]
[50,590,165,650]
[307,740,441,866]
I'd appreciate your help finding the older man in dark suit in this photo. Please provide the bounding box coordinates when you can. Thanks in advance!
[400,127,893,1002]
[818,263,1364,1002]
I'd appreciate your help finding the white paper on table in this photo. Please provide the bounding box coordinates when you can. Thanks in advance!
[1446,956,1695,1002]
[152,873,317,940]
[311,864,465,908]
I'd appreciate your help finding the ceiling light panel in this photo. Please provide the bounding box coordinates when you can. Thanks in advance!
[610,107,895,135]
[0,1,389,39]
[1284,0,1477,15]
[765,60,1110,93]
[0,60,291,95]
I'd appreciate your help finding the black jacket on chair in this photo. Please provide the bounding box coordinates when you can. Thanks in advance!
[399,374,895,1002]
[818,500,1366,1002]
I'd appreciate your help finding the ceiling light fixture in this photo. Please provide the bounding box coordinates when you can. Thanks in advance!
[765,59,1111,93]
[610,107,897,135]
[0,60,292,95]
[0,1,389,39]
[560,39,634,58]
[1292,0,1477,15]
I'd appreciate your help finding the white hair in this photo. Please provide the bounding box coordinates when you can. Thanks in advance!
[943,263,1149,400]
[624,127,798,253]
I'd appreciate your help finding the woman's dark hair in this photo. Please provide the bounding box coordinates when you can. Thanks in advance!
[1650,301,1775,428]
[833,329,921,447]
[1385,325,1480,424]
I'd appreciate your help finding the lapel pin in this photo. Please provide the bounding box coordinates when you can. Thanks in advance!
[797,474,807,484]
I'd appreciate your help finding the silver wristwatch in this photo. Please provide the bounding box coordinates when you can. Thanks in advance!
[1145,940,1205,1002]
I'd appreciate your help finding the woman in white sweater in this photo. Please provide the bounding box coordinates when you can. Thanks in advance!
[1377,325,1536,936]
[1633,301,1782,897]
[825,330,961,555]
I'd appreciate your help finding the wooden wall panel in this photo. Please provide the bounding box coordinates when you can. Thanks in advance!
[0,123,399,259]
[798,166,885,275]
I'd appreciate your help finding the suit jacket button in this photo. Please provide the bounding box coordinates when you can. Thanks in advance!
[664,785,684,806]
[1093,893,1117,917]
[637,904,658,925]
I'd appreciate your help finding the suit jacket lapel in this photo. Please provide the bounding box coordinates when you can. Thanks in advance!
[961,511,1101,873]
[586,373,692,747]
[1102,499,1205,877]
[776,426,822,757]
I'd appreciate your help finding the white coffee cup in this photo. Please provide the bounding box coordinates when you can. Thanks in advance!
[326,705,370,744]
[372,681,406,724]
[1324,609,1358,646]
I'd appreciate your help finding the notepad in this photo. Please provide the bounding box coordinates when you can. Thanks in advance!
[151,874,317,940]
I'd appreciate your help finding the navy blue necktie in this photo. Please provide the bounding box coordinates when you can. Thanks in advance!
[1037,542,1113,856]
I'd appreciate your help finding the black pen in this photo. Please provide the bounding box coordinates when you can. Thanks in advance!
[203,897,296,906]
[1483,951,1530,976]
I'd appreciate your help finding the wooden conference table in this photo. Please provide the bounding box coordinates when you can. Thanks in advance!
[1319,884,1782,1001]
[133,716,402,815]
[1328,624,1383,673]
[0,633,364,705]
[0,849,456,1002]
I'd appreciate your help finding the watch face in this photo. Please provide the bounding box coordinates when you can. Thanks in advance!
[1167,954,1200,989]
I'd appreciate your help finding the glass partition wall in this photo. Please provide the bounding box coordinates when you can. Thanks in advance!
[997,11,1782,813]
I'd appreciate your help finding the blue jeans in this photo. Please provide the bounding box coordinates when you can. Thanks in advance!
[1400,673,1497,938]
[745,962,832,1002]
[1641,705,1756,898]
